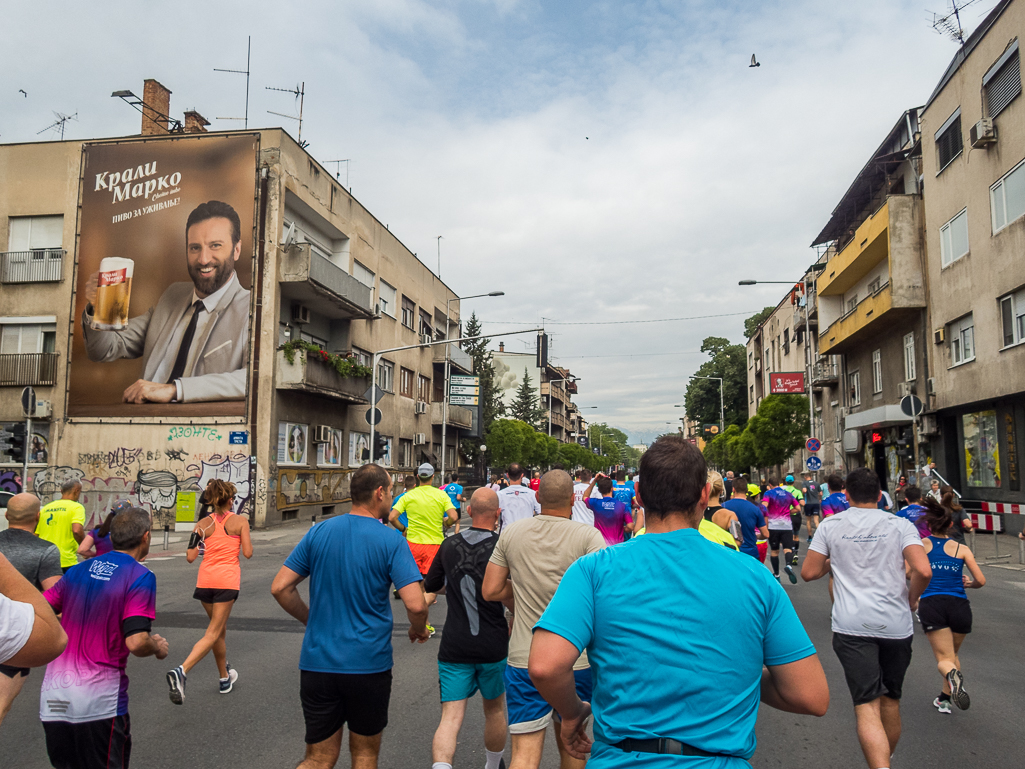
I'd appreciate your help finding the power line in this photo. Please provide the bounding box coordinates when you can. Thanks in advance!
[479,310,758,326]
[556,351,704,360]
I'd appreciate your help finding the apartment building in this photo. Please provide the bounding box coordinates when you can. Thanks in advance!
[492,344,583,442]
[0,80,475,528]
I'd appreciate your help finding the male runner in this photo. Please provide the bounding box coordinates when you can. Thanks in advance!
[389,463,458,576]
[571,470,595,525]
[36,481,86,572]
[441,474,465,534]
[424,488,509,769]
[483,470,604,769]
[762,478,800,583]
[611,470,635,510]
[782,475,805,564]
[893,485,929,537]
[496,464,541,531]
[723,476,768,560]
[820,474,849,518]
[802,468,931,769]
[801,472,822,543]
[580,473,633,546]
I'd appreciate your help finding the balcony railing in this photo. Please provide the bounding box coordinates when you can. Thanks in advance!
[0,353,59,386]
[431,401,473,429]
[812,360,839,385]
[275,350,370,402]
[1,250,65,283]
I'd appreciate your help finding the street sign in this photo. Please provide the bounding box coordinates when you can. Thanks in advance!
[450,375,478,385]
[362,384,385,405]
[806,456,823,471]
[21,387,36,417]
[806,437,821,453]
[449,385,480,395]
[576,435,589,448]
[365,407,383,426]
[228,431,248,445]
[449,394,479,406]
[900,394,924,418]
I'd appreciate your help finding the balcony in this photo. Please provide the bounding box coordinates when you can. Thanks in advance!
[431,401,472,429]
[0,353,59,386]
[432,343,473,375]
[540,382,568,402]
[812,359,839,386]
[278,244,375,320]
[275,349,370,402]
[1,250,65,283]
[548,411,572,431]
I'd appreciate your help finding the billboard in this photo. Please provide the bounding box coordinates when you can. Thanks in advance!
[492,352,541,411]
[68,134,259,417]
[769,372,806,394]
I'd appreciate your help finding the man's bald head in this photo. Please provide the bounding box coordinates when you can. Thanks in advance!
[538,470,574,515]
[6,493,41,525]
[468,487,500,529]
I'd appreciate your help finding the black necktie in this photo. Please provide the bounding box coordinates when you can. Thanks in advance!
[167,300,205,383]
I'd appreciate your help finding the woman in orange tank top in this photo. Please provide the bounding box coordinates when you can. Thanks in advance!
[166,479,253,705]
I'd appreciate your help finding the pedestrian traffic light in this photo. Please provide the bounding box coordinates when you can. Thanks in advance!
[372,434,388,461]
[8,423,26,464]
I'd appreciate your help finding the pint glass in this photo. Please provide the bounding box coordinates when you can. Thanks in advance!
[91,257,134,330]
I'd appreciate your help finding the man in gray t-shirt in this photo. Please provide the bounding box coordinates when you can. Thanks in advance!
[0,493,63,724]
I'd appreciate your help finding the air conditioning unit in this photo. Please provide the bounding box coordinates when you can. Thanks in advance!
[414,401,427,414]
[31,400,52,419]
[842,429,862,454]
[312,425,333,444]
[413,433,427,446]
[374,302,382,317]
[934,328,945,345]
[919,414,939,435]
[970,118,996,148]
[927,377,936,395]
[898,382,911,398]
[291,303,311,325]
[420,334,432,346]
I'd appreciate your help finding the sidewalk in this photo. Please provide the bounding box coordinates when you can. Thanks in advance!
[969,530,1025,571]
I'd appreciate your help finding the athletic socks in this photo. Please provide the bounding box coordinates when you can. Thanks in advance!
[432,763,453,769]
[939,692,951,702]
[771,555,780,575]
[485,749,504,769]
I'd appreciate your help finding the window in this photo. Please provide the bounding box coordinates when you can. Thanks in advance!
[419,311,433,339]
[353,260,375,289]
[7,215,63,251]
[0,323,56,354]
[379,281,396,317]
[984,43,1021,119]
[417,375,431,403]
[376,359,394,392]
[963,410,1000,487]
[298,330,328,348]
[949,314,975,366]
[349,431,369,467]
[316,428,343,467]
[401,297,415,329]
[936,110,963,172]
[849,371,861,406]
[991,159,1025,233]
[903,333,916,381]
[940,208,969,266]
[399,367,414,398]
[872,350,882,394]
[999,288,1025,347]
[868,276,881,295]
[749,385,754,403]
[846,296,858,316]
[351,347,371,368]
[399,439,413,468]
[277,422,308,466]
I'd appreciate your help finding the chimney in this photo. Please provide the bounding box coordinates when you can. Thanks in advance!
[141,79,172,136]
[184,110,210,134]
[499,342,505,352]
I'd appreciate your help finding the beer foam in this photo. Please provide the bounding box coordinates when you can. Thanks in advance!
[98,257,134,279]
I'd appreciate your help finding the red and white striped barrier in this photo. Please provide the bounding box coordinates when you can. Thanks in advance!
[981,502,1023,515]
[969,513,1003,532]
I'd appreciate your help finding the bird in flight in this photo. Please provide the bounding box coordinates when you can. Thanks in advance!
[749,54,760,68]
[18,89,27,97]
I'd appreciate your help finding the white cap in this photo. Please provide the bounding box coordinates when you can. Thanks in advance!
[417,462,435,478]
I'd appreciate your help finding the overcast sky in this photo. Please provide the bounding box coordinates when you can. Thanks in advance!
[3,0,990,443]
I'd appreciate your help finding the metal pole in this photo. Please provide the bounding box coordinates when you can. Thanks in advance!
[1019,536,1024,565]
[994,526,1000,558]
[804,278,817,482]
[441,298,452,481]
[370,351,379,466]
[22,415,30,493]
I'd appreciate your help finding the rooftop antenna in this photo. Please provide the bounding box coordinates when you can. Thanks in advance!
[266,81,306,147]
[930,0,981,45]
[214,35,251,128]
[37,111,78,140]
[436,235,443,277]
[111,90,183,132]
[324,159,351,189]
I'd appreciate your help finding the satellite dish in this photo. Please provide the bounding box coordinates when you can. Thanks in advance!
[281,221,296,248]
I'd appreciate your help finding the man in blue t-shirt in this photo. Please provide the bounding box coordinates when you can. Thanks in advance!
[611,470,635,509]
[442,473,465,534]
[272,464,430,769]
[893,484,929,537]
[820,474,850,519]
[529,437,828,768]
[723,475,768,560]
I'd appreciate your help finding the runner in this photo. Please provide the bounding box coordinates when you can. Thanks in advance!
[35,481,86,573]
[166,479,253,704]
[77,500,130,560]
[528,471,541,492]
[918,498,986,714]
[703,472,740,541]
[782,475,805,564]
[580,473,633,546]
[482,470,605,769]
[801,472,822,543]
[39,507,168,769]
[441,473,465,535]
[894,485,929,537]
[272,464,429,769]
[390,475,417,534]
[723,475,768,560]
[495,464,541,531]
[762,478,800,583]
[802,467,932,769]
[820,474,849,518]
[424,488,510,769]
[940,486,973,544]
[389,463,458,576]
[611,470,635,510]
[571,470,596,525]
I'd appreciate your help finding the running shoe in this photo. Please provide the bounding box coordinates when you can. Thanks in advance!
[933,696,952,714]
[220,664,239,694]
[784,564,797,584]
[426,623,437,638]
[167,666,187,705]
[947,669,970,710]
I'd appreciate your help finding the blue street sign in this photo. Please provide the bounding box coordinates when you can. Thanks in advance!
[806,437,821,453]
[229,431,248,445]
[806,456,822,471]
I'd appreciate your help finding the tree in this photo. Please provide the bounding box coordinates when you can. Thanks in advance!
[745,394,810,468]
[461,312,504,464]
[683,337,748,431]
[703,424,742,470]
[508,368,545,430]
[485,419,525,468]
[744,306,775,339]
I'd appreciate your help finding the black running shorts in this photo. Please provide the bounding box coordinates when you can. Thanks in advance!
[805,504,820,517]
[193,588,239,603]
[44,714,132,769]
[918,595,973,635]
[0,663,29,678]
[300,669,392,744]
[768,529,794,552]
[832,633,913,705]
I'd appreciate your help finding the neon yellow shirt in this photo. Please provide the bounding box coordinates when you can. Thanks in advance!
[699,519,739,551]
[392,485,454,545]
[783,485,804,503]
[36,500,86,567]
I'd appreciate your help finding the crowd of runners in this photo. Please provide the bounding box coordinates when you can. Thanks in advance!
[0,435,993,769]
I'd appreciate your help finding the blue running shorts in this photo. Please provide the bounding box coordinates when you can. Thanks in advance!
[503,664,592,734]
[438,659,507,702]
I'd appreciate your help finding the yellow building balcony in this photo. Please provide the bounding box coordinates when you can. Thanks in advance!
[818,200,892,297]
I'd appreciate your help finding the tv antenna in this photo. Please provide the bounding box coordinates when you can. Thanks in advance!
[324,159,351,188]
[267,81,306,147]
[930,0,981,45]
[214,35,251,128]
[37,111,78,140]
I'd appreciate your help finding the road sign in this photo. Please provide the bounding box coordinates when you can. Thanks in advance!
[576,435,589,448]
[362,384,385,405]
[806,437,821,453]
[228,431,248,445]
[450,375,478,385]
[900,394,924,418]
[21,387,36,417]
[449,394,479,406]
[365,407,383,426]
[449,385,480,395]
[806,456,823,471]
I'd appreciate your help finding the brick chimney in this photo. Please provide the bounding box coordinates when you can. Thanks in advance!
[499,342,505,352]
[184,110,210,134]
[141,79,172,135]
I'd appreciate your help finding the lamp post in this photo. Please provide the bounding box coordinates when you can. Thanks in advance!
[548,376,579,438]
[441,291,504,481]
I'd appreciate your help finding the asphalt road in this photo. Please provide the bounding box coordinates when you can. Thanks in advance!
[4,521,1025,768]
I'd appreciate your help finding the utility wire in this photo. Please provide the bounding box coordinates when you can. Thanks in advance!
[479,310,757,326]
[556,351,704,360]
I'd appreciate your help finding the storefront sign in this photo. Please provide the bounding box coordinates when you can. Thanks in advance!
[769,372,805,394]
[1006,412,1020,491]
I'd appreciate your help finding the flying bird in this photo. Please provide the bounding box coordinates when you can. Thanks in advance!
[18,89,27,97]
[749,54,760,68]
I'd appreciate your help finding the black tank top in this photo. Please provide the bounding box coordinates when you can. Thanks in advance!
[704,505,723,522]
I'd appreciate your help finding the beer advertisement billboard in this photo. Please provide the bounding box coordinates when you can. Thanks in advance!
[68,134,259,417]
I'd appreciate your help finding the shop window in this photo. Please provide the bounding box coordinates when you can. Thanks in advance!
[963,410,1000,488]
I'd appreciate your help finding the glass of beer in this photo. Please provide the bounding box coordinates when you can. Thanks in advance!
[91,257,134,330]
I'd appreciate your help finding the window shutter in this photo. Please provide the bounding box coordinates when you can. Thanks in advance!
[937,116,963,169]
[987,50,1021,118]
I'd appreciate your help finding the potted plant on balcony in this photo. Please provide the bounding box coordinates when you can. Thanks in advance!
[278,340,373,379]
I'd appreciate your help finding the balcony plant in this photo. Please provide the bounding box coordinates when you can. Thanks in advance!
[278,340,372,379]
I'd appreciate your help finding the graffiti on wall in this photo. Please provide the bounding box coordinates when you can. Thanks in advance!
[278,469,352,509]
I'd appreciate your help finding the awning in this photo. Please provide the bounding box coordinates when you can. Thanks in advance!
[845,405,913,431]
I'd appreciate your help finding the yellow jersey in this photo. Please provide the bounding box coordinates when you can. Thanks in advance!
[36,500,86,567]
[392,485,454,545]
[698,519,739,551]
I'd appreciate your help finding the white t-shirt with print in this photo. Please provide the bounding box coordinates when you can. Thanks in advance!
[571,482,602,524]
[0,592,34,664]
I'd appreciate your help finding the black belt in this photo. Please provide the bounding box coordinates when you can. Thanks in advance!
[612,738,727,758]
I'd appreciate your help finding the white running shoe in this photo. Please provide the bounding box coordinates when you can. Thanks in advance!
[933,697,952,714]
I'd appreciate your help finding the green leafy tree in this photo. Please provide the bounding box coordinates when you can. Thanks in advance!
[744,306,775,339]
[508,368,545,430]
[485,419,525,467]
[703,424,742,470]
[746,394,810,468]
[460,312,504,464]
[729,427,758,471]
[683,337,748,431]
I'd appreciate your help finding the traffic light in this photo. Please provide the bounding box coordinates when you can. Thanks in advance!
[8,423,26,464]
[372,434,388,461]
[536,333,549,369]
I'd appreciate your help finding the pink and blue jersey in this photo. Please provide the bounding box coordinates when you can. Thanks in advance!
[820,492,850,518]
[762,487,798,531]
[40,551,156,723]
[895,503,930,537]
[585,497,632,545]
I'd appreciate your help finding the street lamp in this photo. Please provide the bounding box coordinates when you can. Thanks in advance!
[441,291,505,481]
[548,376,579,438]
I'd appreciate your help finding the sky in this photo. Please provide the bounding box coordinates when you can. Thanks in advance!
[1,0,993,443]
